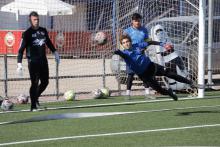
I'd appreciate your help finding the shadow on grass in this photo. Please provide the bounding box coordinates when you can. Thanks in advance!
[177,110,220,116]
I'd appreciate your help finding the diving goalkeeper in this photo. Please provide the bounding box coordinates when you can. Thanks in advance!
[114,35,195,101]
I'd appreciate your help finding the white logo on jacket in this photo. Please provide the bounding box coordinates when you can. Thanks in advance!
[33,39,46,46]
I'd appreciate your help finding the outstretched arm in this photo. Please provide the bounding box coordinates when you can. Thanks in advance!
[136,41,163,49]
[148,40,173,51]
[148,40,163,46]
[138,41,173,51]
[114,49,126,59]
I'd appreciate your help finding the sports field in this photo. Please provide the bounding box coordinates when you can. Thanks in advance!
[0,92,220,146]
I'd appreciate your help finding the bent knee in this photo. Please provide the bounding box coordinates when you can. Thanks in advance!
[41,80,49,87]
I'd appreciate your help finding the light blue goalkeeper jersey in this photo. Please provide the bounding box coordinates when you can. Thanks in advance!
[123,26,149,45]
[123,26,149,74]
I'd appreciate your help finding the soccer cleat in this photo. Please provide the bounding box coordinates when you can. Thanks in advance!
[168,88,178,101]
[30,104,37,112]
[30,107,38,112]
[171,93,178,101]
[30,108,39,112]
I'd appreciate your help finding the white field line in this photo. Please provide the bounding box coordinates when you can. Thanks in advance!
[0,124,220,146]
[0,104,220,125]
[0,96,219,114]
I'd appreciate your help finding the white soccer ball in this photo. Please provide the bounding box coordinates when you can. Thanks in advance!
[17,94,28,104]
[1,99,14,111]
[94,31,107,45]
[64,90,75,101]
[100,88,110,98]
[92,89,103,99]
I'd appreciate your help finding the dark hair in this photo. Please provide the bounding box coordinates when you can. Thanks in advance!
[29,11,39,18]
[132,13,142,20]
[119,35,132,44]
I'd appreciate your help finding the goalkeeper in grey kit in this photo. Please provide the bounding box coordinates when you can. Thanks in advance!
[17,11,60,111]
[114,35,195,101]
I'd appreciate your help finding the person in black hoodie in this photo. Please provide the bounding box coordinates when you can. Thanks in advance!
[17,11,60,111]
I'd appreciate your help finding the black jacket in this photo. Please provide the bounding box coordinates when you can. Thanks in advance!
[17,27,56,63]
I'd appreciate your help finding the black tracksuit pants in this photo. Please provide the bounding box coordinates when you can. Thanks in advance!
[28,61,49,109]
[138,62,192,97]
[127,73,149,90]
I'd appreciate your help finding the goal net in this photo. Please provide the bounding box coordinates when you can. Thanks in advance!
[0,0,200,101]
[112,0,199,95]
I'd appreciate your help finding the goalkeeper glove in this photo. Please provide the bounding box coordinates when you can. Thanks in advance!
[54,51,60,64]
[16,63,23,77]
[163,43,174,51]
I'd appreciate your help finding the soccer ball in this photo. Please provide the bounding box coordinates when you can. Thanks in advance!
[92,89,104,99]
[17,94,28,104]
[94,31,107,45]
[64,90,75,101]
[100,87,110,98]
[1,99,14,111]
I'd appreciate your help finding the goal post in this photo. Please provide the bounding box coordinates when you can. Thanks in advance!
[197,0,206,98]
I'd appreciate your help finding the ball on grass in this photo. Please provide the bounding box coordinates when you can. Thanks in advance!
[100,88,110,98]
[92,89,103,99]
[64,90,75,101]
[1,99,14,111]
[17,94,28,104]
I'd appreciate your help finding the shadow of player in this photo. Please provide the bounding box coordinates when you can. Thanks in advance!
[177,110,220,116]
